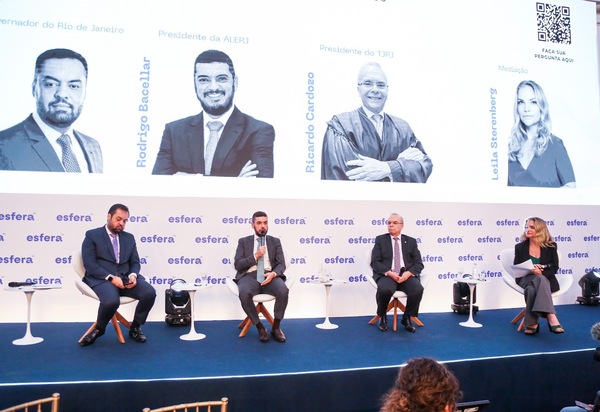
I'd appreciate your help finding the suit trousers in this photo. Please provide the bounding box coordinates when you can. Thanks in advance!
[516,274,555,326]
[376,275,423,318]
[237,273,288,325]
[91,279,156,330]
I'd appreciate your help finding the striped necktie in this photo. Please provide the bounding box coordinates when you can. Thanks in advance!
[57,134,81,172]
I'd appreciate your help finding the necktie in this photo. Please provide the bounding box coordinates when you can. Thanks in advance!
[110,233,119,263]
[204,120,224,176]
[57,134,81,172]
[372,114,383,137]
[256,237,265,283]
[393,237,401,273]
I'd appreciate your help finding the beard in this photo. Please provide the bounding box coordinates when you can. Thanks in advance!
[198,87,235,117]
[37,99,82,128]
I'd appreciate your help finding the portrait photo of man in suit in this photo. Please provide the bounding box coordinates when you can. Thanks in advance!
[0,48,103,172]
[152,49,275,177]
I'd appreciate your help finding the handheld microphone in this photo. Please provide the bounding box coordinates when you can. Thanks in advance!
[259,230,266,246]
[8,281,37,287]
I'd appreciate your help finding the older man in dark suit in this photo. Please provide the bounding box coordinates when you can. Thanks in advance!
[0,48,103,172]
[371,213,424,333]
[80,203,156,346]
[234,211,288,342]
[152,49,274,177]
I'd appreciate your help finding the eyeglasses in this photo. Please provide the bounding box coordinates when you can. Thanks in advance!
[358,81,388,89]
[387,221,403,225]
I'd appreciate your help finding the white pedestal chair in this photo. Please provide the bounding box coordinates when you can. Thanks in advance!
[72,249,135,343]
[366,270,429,332]
[226,272,295,338]
[499,248,572,331]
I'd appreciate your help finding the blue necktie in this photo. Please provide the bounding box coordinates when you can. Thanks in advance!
[256,237,265,282]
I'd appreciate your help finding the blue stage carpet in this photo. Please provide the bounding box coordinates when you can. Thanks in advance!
[1,304,599,411]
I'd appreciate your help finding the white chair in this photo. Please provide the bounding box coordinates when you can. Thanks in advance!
[226,271,295,338]
[72,249,135,343]
[499,248,572,331]
[366,264,429,331]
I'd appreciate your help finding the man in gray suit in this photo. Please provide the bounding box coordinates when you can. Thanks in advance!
[152,49,274,177]
[0,48,103,172]
[234,211,289,342]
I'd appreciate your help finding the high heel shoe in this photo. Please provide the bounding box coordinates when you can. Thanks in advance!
[548,324,564,334]
[524,325,539,335]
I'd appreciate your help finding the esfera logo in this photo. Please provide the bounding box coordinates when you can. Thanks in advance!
[25,276,62,285]
[129,215,149,223]
[0,255,34,264]
[324,256,355,264]
[0,212,35,221]
[167,256,203,264]
[56,213,92,222]
[457,253,483,262]
[26,233,63,242]
[168,215,201,224]
[324,218,354,225]
[416,218,443,226]
[194,235,229,244]
[299,236,330,244]
[457,219,482,226]
[140,235,175,243]
[496,219,520,226]
[222,216,251,224]
[274,216,307,225]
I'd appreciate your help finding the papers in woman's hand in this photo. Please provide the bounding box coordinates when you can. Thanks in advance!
[511,260,534,277]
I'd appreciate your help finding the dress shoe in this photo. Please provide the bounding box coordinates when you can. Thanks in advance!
[129,326,147,343]
[271,328,286,343]
[401,315,416,333]
[378,316,388,332]
[80,328,104,346]
[258,327,270,342]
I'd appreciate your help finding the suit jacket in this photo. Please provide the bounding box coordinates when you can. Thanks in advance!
[234,234,286,281]
[514,239,560,293]
[81,226,143,288]
[152,107,274,177]
[0,114,103,172]
[371,233,424,282]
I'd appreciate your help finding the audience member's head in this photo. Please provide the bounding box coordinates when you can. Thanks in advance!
[381,357,462,412]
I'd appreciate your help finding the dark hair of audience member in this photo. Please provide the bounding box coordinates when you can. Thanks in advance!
[381,357,462,412]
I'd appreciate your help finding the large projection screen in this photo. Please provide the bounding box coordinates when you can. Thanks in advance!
[1,0,599,323]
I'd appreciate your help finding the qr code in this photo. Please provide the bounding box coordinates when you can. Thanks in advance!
[536,3,571,44]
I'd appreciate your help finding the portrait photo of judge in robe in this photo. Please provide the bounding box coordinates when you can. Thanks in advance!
[321,62,432,182]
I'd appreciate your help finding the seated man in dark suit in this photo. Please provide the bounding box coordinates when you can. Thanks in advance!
[152,49,274,177]
[0,48,103,172]
[80,203,156,346]
[234,211,289,342]
[371,213,424,333]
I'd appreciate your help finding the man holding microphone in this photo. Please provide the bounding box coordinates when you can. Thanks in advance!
[234,211,289,342]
